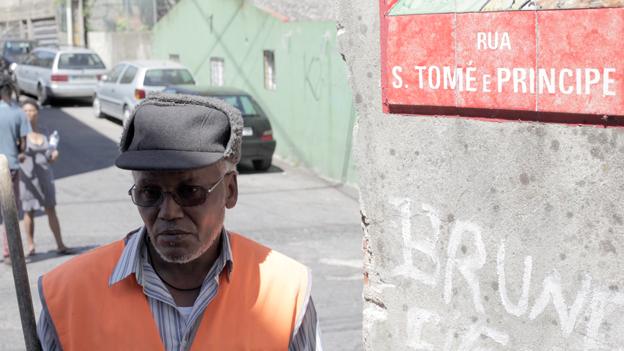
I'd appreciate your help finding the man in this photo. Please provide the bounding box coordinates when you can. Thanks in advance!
[37,94,321,350]
[0,74,30,265]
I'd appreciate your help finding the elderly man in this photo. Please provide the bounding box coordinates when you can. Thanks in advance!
[37,94,321,350]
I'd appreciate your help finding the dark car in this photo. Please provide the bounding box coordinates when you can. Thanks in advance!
[164,85,276,171]
[2,40,35,67]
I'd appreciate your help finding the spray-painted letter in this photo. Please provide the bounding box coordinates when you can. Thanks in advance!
[407,308,441,350]
[390,198,441,287]
[444,221,487,314]
[529,270,592,336]
[497,241,533,317]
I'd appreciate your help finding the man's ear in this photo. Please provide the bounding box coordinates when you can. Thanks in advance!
[225,172,238,209]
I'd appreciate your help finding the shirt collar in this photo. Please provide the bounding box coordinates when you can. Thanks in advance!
[109,226,234,286]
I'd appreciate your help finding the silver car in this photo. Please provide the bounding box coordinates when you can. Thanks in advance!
[14,46,107,104]
[93,60,196,124]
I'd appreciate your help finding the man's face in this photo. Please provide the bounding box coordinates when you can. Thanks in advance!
[132,162,238,263]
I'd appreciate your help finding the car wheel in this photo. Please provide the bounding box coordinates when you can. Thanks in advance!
[122,106,131,126]
[252,158,272,171]
[93,96,104,118]
[37,84,49,105]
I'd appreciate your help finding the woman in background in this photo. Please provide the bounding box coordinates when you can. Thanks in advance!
[19,99,69,256]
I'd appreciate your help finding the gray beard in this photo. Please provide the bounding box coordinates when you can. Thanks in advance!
[154,235,217,264]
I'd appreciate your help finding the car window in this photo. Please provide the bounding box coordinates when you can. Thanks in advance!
[22,53,36,65]
[107,64,126,83]
[34,51,55,69]
[219,95,259,116]
[143,69,195,86]
[119,65,138,84]
[3,41,32,60]
[57,53,105,69]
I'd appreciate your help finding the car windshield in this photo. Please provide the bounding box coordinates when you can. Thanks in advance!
[58,53,105,69]
[143,69,195,86]
[4,42,32,58]
[218,95,259,116]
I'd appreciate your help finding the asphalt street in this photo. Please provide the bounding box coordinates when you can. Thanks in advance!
[0,101,363,350]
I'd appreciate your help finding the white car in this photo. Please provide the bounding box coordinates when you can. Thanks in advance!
[93,60,196,124]
[15,46,107,104]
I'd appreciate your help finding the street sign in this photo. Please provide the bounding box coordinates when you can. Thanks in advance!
[380,1,624,124]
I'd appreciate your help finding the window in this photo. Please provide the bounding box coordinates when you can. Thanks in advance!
[219,95,259,116]
[34,51,55,68]
[119,66,138,84]
[210,57,224,87]
[263,50,276,90]
[3,41,33,61]
[143,69,195,86]
[57,53,106,69]
[169,54,180,62]
[23,53,35,65]
[107,64,126,83]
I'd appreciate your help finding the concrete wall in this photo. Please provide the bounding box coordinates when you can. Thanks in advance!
[88,31,152,68]
[151,0,356,183]
[339,2,624,350]
[0,0,55,23]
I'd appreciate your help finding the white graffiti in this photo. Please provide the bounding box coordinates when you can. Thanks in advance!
[387,198,624,350]
[528,270,592,336]
[497,241,533,317]
[407,308,441,350]
[444,220,487,314]
[456,323,509,351]
[390,198,441,287]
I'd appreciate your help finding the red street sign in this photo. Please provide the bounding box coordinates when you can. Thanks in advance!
[380,1,624,124]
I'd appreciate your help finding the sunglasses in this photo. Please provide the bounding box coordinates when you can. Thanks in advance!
[128,174,226,207]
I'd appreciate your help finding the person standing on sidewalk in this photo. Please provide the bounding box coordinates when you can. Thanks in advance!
[19,99,69,257]
[36,94,322,350]
[0,75,30,265]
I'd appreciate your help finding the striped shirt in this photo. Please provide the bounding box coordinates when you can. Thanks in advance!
[37,227,322,350]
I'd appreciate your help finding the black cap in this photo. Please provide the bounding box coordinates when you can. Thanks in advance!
[115,93,243,171]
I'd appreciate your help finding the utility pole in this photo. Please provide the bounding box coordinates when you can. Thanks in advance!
[78,0,85,46]
[66,0,73,46]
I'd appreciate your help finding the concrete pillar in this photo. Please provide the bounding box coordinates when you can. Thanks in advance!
[66,1,73,45]
[77,0,86,47]
[339,1,624,350]
[26,18,33,40]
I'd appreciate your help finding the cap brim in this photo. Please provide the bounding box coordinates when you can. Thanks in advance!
[115,150,224,171]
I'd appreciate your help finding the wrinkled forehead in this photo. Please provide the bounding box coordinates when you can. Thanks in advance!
[132,163,224,185]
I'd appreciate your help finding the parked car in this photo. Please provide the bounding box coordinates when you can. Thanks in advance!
[163,85,276,171]
[93,60,196,124]
[1,39,36,68]
[14,46,107,104]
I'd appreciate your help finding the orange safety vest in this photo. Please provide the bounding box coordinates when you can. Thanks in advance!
[40,232,310,350]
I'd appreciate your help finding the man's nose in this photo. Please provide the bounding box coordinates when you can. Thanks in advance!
[157,193,184,220]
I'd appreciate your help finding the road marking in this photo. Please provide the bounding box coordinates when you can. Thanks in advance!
[326,274,362,281]
[320,258,361,269]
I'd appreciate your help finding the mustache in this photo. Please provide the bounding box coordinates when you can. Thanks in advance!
[151,224,194,236]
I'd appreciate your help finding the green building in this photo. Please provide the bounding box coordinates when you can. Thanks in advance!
[151,0,356,183]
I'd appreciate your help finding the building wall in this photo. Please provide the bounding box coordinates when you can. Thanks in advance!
[88,31,152,68]
[0,0,55,23]
[339,2,624,351]
[0,0,57,43]
[151,0,356,183]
